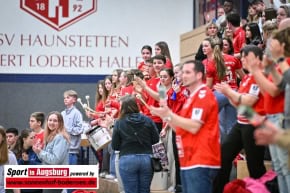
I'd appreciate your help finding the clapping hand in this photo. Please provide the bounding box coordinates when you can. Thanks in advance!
[32,142,42,154]
[22,151,29,161]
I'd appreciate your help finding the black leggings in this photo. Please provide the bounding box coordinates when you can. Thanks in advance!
[172,131,181,186]
[213,123,266,193]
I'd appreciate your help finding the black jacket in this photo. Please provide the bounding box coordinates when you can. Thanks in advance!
[112,113,159,157]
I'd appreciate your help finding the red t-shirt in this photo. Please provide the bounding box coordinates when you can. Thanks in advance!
[233,27,246,54]
[203,54,242,89]
[93,100,105,119]
[263,66,285,114]
[237,74,265,124]
[137,61,145,71]
[105,96,120,118]
[34,130,44,149]
[95,101,105,112]
[120,84,134,96]
[165,58,173,69]
[224,54,242,89]
[167,86,188,115]
[143,77,162,123]
[175,85,220,169]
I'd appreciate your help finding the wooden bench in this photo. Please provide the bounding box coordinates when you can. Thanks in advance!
[237,160,272,179]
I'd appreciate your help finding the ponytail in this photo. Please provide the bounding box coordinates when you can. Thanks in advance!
[213,44,226,80]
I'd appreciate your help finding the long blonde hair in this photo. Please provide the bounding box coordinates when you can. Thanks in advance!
[205,37,226,80]
[0,127,8,164]
[44,111,70,144]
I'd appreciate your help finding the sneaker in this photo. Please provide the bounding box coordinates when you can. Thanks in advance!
[105,174,115,179]
[168,186,175,192]
[175,184,182,193]
[99,172,108,178]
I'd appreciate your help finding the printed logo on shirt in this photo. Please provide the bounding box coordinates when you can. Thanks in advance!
[198,90,206,99]
[191,108,203,120]
[249,84,260,96]
[176,135,184,157]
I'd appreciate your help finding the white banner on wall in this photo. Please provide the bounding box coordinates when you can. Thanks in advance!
[0,0,193,75]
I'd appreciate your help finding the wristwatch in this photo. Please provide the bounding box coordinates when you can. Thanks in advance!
[163,114,172,122]
[276,57,285,64]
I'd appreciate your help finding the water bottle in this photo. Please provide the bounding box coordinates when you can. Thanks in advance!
[158,84,167,100]
[237,105,266,127]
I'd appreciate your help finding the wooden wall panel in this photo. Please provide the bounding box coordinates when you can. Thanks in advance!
[180,25,207,63]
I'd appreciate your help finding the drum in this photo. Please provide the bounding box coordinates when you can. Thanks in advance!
[86,126,112,151]
[82,121,91,133]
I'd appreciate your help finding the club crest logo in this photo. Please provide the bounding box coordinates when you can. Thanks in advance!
[20,0,97,31]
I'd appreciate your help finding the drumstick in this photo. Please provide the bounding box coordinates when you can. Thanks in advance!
[78,98,99,114]
[85,95,90,109]
[136,94,150,109]
[82,104,102,115]
[87,109,106,117]
[77,98,90,112]
[77,98,84,107]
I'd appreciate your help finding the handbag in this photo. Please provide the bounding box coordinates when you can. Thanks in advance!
[128,125,164,172]
[150,170,168,190]
[151,156,162,172]
[152,138,168,168]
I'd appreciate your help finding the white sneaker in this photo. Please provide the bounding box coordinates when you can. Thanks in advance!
[105,174,115,179]
[99,172,107,178]
[168,186,175,192]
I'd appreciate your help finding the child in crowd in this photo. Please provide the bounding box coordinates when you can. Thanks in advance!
[61,90,83,165]
[6,127,19,156]
[61,90,83,193]
[29,112,45,148]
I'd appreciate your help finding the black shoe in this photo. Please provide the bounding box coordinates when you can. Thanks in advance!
[175,184,182,193]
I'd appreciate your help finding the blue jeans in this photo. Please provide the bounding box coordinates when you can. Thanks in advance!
[110,149,116,176]
[115,151,124,192]
[67,153,78,193]
[69,153,78,165]
[180,167,219,193]
[214,91,237,143]
[119,154,153,193]
[267,113,290,193]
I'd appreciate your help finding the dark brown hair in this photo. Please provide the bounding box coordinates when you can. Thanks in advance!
[272,27,290,57]
[0,127,8,164]
[119,95,139,119]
